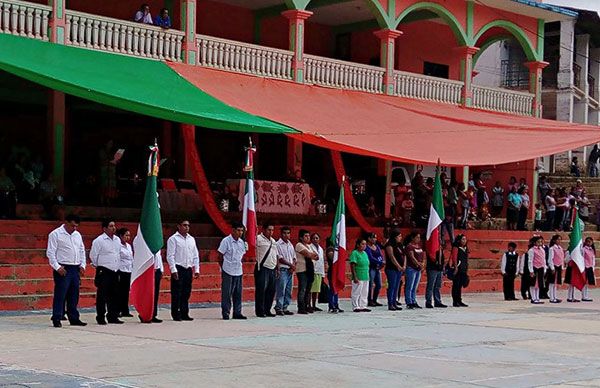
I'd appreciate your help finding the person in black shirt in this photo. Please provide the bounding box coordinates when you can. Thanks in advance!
[500,242,519,300]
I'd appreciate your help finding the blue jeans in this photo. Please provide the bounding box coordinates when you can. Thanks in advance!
[368,268,382,304]
[275,268,294,312]
[405,267,422,305]
[51,265,81,322]
[221,271,243,319]
[426,269,443,305]
[385,268,401,307]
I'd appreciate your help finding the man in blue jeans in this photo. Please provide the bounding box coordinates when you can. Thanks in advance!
[218,222,247,320]
[275,226,295,315]
[425,242,447,308]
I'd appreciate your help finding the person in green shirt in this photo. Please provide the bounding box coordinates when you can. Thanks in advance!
[350,238,371,312]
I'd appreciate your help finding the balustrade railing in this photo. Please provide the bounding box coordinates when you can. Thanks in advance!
[303,55,385,93]
[197,35,293,80]
[0,0,50,41]
[65,10,184,61]
[472,85,534,116]
[393,71,463,105]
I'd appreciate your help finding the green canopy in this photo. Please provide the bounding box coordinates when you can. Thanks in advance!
[0,33,294,134]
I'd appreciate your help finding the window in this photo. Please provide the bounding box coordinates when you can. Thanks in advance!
[423,62,449,79]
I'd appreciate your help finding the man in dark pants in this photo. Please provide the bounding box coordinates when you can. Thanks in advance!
[90,219,123,325]
[47,214,87,328]
[166,220,200,321]
[218,222,247,320]
[254,222,278,317]
[152,251,164,323]
[500,242,519,300]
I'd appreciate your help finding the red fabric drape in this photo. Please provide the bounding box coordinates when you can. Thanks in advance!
[169,63,600,166]
[182,125,229,236]
[331,150,373,232]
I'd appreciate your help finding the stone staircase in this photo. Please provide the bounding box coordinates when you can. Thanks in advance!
[0,221,598,311]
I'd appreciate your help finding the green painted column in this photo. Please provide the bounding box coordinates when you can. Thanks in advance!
[456,46,479,107]
[48,0,66,192]
[374,29,402,95]
[282,9,312,82]
[525,61,548,117]
[181,0,197,64]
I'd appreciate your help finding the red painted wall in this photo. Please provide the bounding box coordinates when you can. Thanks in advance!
[396,20,461,80]
[197,0,254,43]
[68,1,181,29]
[350,29,380,65]
[395,0,467,29]
[304,21,333,57]
[259,15,289,50]
[473,3,539,52]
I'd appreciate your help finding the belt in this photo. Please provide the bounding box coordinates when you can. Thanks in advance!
[59,264,81,268]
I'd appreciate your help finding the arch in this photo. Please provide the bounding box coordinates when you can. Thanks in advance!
[473,20,538,61]
[299,0,393,29]
[472,34,512,66]
[394,2,468,46]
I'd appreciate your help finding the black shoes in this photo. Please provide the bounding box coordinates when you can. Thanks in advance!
[297,310,309,315]
[232,315,247,320]
[181,316,194,321]
[107,319,124,324]
[151,317,163,323]
[173,317,182,321]
[70,320,87,326]
[459,302,469,307]
[275,310,285,316]
[312,307,323,312]
[283,310,294,315]
[52,320,62,328]
[425,303,433,309]
[96,317,107,325]
[265,312,276,317]
[434,303,448,308]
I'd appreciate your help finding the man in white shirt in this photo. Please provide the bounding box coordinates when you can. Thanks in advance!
[166,220,200,321]
[218,222,247,320]
[275,226,295,316]
[254,222,278,317]
[47,214,87,328]
[90,219,122,325]
[152,250,164,323]
[134,3,153,24]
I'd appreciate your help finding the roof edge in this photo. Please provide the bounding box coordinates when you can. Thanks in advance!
[511,0,578,18]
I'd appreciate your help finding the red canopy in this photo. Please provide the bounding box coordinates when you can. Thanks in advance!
[169,63,600,166]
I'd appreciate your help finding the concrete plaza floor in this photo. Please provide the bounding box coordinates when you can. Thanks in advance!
[2,291,600,388]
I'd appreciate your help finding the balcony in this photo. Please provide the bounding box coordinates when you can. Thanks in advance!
[0,0,535,117]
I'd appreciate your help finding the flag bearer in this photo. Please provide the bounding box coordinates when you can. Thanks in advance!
[166,220,200,321]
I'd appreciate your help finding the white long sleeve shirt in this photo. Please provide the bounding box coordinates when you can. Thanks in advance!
[118,242,134,273]
[166,232,200,274]
[154,250,164,272]
[46,225,86,271]
[90,233,121,272]
[527,247,547,273]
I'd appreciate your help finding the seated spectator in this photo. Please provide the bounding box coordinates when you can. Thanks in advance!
[572,179,586,199]
[134,4,153,24]
[571,156,581,177]
[154,8,171,28]
[0,167,16,219]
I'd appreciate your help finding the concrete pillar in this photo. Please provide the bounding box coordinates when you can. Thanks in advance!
[282,10,311,178]
[181,123,195,179]
[588,48,600,126]
[454,46,479,107]
[373,29,402,95]
[181,0,197,64]
[282,10,312,83]
[48,0,67,193]
[525,61,548,118]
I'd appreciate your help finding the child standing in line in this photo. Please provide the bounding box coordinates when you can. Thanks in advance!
[527,236,546,304]
[582,237,596,302]
[534,204,543,231]
[547,234,565,303]
[500,242,519,301]
[518,237,535,300]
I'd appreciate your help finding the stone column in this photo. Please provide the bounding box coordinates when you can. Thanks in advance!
[525,60,548,118]
[282,10,311,177]
[282,9,312,83]
[454,46,479,107]
[373,29,402,95]
[554,19,575,172]
[181,123,195,179]
[48,0,67,192]
[181,0,197,64]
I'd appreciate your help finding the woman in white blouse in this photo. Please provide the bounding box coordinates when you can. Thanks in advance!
[116,228,134,317]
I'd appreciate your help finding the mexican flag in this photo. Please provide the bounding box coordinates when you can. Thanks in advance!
[425,161,445,258]
[130,145,164,323]
[330,178,347,292]
[242,142,257,257]
[567,210,586,291]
